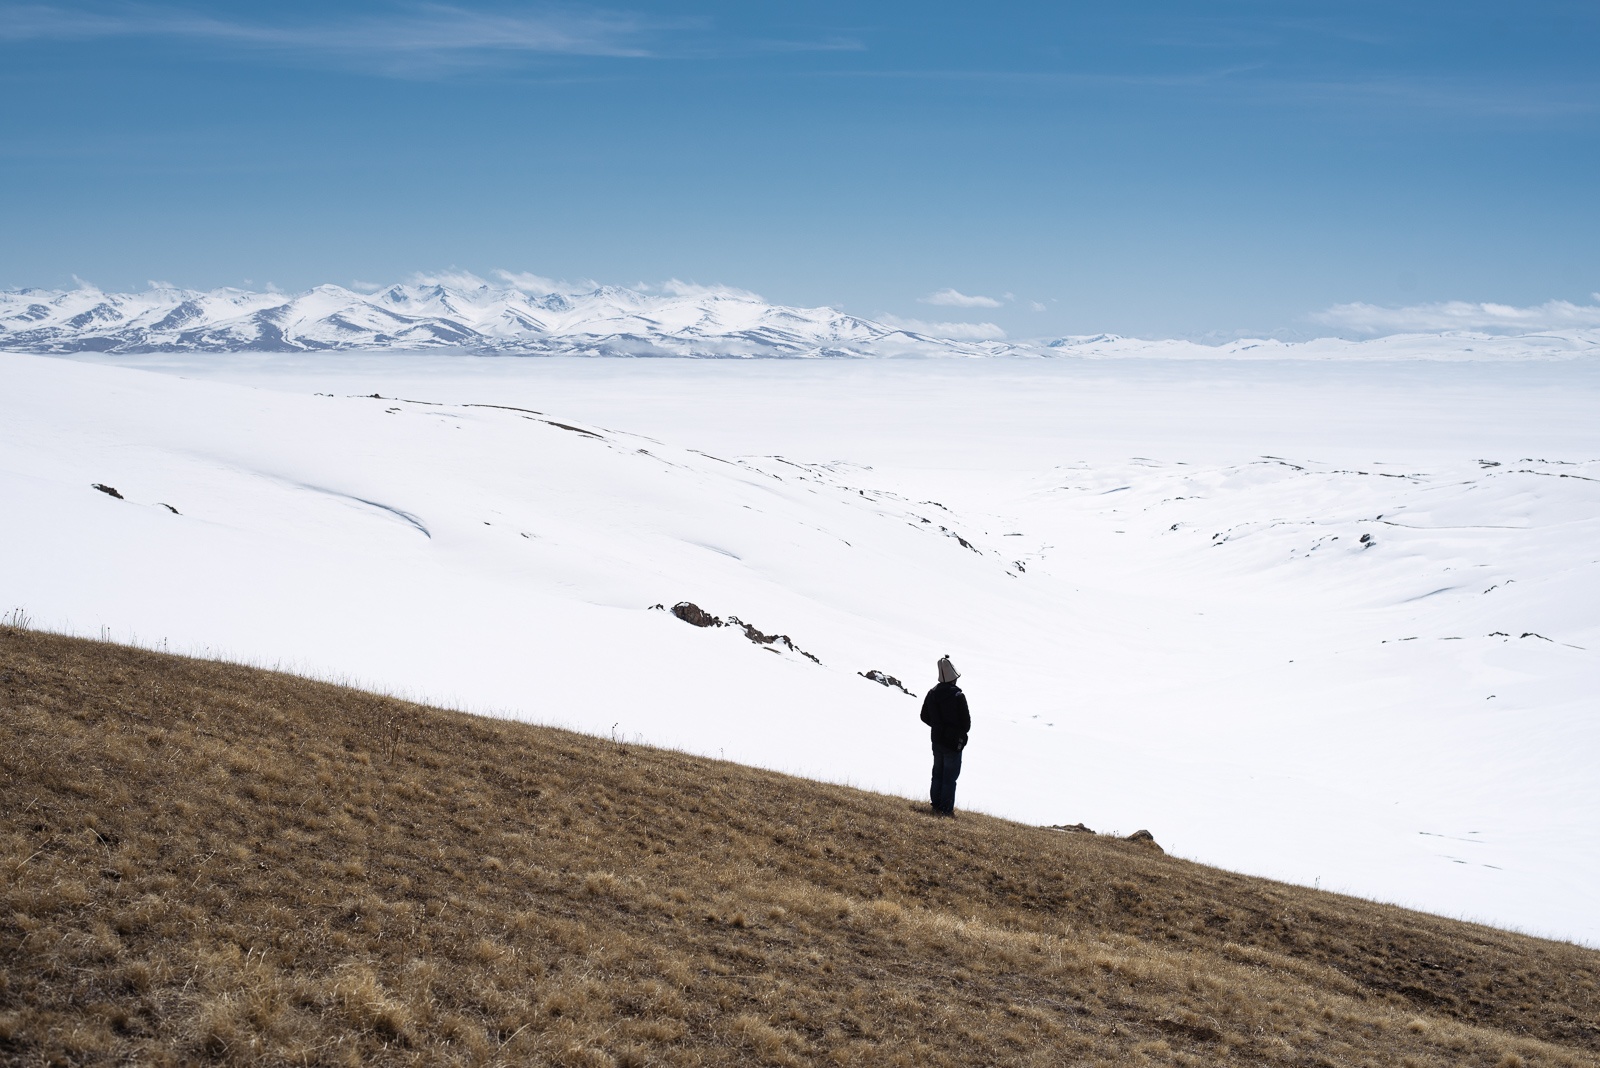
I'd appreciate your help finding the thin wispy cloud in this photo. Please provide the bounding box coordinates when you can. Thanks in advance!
[0,3,863,75]
[879,314,1004,341]
[419,270,756,299]
[410,269,494,290]
[496,270,568,293]
[0,3,666,74]
[1314,296,1600,335]
[920,288,1002,309]
[654,280,760,300]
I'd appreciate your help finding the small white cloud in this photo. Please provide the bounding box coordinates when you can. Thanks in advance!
[920,288,1003,309]
[657,279,763,300]
[495,270,561,293]
[880,315,1006,340]
[495,270,603,295]
[1313,296,1600,335]
[410,269,491,290]
[1028,301,1047,312]
[349,280,383,293]
[146,279,176,290]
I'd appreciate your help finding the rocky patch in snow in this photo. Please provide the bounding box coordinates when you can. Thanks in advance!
[659,602,822,664]
[858,669,914,696]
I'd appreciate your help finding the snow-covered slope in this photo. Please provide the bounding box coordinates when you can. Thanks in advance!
[0,280,1002,358]
[4,351,1597,943]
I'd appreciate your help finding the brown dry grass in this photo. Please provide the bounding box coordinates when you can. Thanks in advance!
[2,626,1597,1067]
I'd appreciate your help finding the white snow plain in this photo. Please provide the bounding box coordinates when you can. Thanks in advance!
[4,351,1597,946]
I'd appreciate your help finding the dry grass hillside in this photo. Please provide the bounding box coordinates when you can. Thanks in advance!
[3,626,1598,1067]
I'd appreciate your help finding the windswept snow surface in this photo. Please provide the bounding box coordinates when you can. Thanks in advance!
[3,352,1598,945]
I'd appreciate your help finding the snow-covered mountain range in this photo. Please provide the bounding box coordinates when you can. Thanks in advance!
[0,279,1004,358]
[5,278,1599,358]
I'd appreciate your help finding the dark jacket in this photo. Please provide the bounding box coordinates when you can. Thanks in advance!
[920,681,970,749]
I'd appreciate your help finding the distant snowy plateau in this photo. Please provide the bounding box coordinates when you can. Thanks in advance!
[2,312,1598,947]
[5,280,1600,358]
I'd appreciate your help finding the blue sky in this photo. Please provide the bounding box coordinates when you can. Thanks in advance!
[3,1,1598,339]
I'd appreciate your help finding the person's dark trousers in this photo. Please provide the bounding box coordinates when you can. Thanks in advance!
[930,742,963,815]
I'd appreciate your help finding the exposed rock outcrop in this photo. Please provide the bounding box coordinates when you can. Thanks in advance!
[859,670,913,696]
[669,601,723,628]
[656,602,822,664]
[1125,829,1163,853]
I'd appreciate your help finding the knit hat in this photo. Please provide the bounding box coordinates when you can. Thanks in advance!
[937,656,960,683]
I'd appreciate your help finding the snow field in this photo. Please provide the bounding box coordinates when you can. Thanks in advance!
[3,351,1597,944]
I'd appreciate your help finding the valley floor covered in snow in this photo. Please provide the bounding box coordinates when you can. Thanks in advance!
[4,351,1597,945]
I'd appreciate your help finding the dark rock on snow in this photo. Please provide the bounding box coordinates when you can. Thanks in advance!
[728,616,822,665]
[859,669,914,696]
[92,483,123,499]
[659,602,823,664]
[670,602,724,628]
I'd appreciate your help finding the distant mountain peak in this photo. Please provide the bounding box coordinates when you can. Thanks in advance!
[5,279,1596,360]
[0,279,1004,359]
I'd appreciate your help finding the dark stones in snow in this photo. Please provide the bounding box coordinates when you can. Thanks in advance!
[659,602,823,664]
[730,616,822,665]
[91,482,179,513]
[938,525,978,551]
[667,601,722,628]
[859,670,913,696]
[543,419,603,439]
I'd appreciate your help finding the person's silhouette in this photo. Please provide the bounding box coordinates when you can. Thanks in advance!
[919,656,970,816]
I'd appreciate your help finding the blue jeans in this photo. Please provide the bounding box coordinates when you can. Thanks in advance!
[930,742,963,814]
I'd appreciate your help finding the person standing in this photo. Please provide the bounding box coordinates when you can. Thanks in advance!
[920,655,970,816]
